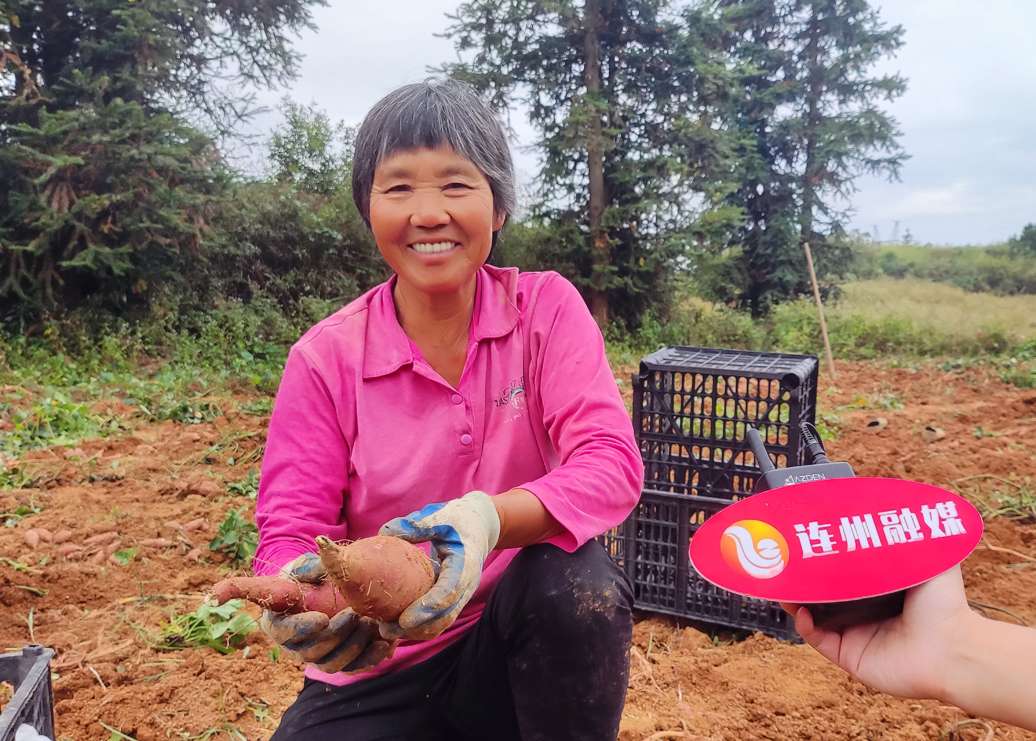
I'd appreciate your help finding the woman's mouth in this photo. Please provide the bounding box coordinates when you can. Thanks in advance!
[410,241,458,254]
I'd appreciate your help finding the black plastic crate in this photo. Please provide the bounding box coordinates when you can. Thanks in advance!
[605,345,819,640]
[0,645,56,741]
[601,489,799,641]
[634,346,818,500]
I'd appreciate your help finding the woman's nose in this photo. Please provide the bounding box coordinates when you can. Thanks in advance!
[409,193,451,228]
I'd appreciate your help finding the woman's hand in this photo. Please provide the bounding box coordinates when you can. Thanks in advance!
[259,553,396,674]
[378,490,500,641]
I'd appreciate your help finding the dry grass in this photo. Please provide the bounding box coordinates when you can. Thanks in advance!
[831,278,1036,344]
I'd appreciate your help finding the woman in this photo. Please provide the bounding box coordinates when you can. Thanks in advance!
[253,79,644,740]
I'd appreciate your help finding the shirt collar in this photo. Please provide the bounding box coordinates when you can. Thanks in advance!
[362,265,521,379]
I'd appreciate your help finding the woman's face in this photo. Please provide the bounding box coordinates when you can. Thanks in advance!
[369,145,505,297]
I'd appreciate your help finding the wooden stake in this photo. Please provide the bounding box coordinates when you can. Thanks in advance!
[803,241,836,377]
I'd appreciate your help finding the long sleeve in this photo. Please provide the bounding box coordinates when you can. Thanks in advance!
[253,346,351,576]
[519,274,644,552]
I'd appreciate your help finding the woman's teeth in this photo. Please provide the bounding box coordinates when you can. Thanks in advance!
[411,242,456,254]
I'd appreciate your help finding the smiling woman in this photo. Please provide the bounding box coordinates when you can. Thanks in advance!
[252,79,643,741]
[369,147,504,299]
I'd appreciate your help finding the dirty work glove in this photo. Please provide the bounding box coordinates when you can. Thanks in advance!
[258,552,396,674]
[379,490,501,641]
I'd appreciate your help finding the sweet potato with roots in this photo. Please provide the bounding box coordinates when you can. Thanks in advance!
[208,576,348,617]
[207,535,434,621]
[316,535,435,621]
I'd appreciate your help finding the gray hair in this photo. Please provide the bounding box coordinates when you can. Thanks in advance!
[351,79,515,233]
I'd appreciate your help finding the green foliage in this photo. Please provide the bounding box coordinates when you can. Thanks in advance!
[952,476,1035,523]
[210,507,258,568]
[2,495,42,527]
[0,0,322,322]
[0,464,41,491]
[153,599,257,654]
[0,386,130,456]
[701,0,906,315]
[111,546,140,566]
[609,279,1036,391]
[769,297,1015,359]
[869,243,1036,295]
[444,0,741,326]
[188,99,386,318]
[238,399,274,416]
[268,98,355,195]
[0,81,225,321]
[1009,224,1036,259]
[200,180,385,315]
[226,468,260,499]
[0,312,293,441]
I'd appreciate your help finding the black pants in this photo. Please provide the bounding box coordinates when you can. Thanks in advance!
[270,541,633,741]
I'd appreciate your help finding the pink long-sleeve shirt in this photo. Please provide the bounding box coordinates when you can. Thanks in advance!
[254,265,643,687]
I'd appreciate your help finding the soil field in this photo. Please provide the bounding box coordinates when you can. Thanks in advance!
[1,361,1035,741]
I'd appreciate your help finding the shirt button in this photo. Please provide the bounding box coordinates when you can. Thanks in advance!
[451,394,463,405]
[460,433,472,446]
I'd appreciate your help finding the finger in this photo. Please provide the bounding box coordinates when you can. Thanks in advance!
[794,606,842,659]
[313,619,381,673]
[779,602,801,617]
[379,503,447,541]
[289,631,343,663]
[378,619,405,641]
[396,550,469,634]
[396,585,471,641]
[283,609,362,659]
[261,611,329,646]
[284,553,326,584]
[342,639,396,675]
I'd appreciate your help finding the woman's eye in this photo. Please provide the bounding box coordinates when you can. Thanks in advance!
[387,184,410,193]
[444,182,471,190]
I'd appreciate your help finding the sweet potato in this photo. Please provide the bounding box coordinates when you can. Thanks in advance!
[58,543,81,558]
[139,538,172,548]
[183,518,209,533]
[85,531,120,546]
[208,576,348,617]
[316,535,435,621]
[35,528,53,543]
[24,530,40,549]
[53,530,73,544]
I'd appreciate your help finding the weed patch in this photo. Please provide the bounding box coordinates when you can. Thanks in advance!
[952,475,1036,522]
[209,508,258,567]
[226,468,260,499]
[152,599,257,654]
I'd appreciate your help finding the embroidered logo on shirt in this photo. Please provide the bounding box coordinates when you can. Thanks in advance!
[494,377,526,421]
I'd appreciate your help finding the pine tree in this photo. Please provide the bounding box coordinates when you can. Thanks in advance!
[442,0,740,328]
[0,0,320,319]
[703,0,906,314]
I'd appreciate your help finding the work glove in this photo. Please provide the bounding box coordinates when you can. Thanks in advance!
[258,552,396,674]
[379,490,501,641]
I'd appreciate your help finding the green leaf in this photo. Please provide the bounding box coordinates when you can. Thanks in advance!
[112,547,140,566]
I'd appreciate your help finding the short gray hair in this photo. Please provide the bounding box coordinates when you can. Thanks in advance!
[351,79,515,231]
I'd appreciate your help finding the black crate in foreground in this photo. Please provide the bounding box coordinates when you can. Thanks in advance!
[603,346,818,640]
[634,346,818,500]
[0,645,56,741]
[599,490,799,641]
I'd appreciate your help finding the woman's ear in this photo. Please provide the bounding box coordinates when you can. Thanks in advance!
[493,210,507,232]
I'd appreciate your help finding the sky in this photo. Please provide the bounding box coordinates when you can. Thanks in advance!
[244,0,1036,246]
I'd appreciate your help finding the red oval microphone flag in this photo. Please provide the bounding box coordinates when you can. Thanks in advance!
[689,478,983,603]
